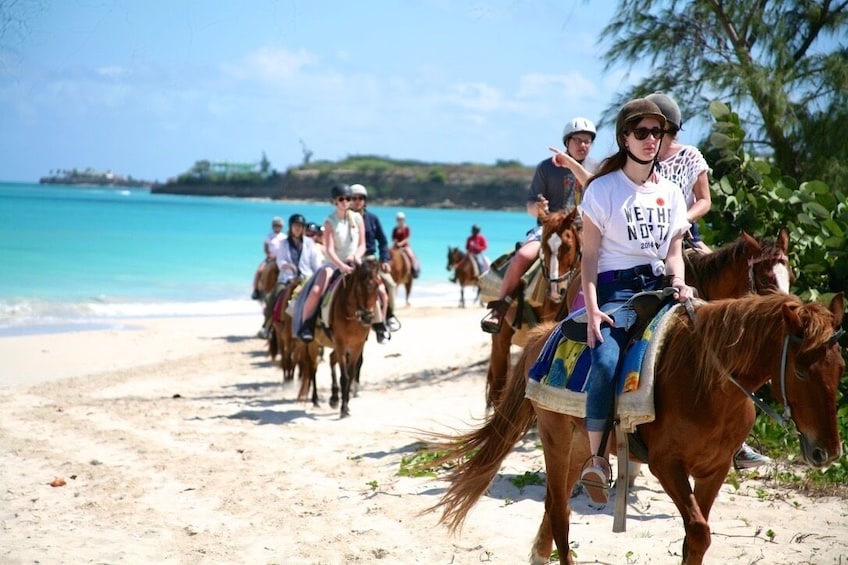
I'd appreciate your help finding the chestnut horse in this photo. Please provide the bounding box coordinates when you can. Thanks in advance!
[424,292,845,565]
[446,247,481,308]
[389,247,413,306]
[484,208,582,408]
[298,259,381,417]
[684,229,794,298]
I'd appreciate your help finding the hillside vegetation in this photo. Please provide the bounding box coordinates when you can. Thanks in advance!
[152,155,536,210]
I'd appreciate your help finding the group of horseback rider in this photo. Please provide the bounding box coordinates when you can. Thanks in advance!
[255,183,403,347]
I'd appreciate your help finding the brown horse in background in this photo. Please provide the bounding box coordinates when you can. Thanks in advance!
[423,292,845,565]
[685,229,794,298]
[446,247,481,308]
[389,246,413,306]
[484,208,582,409]
[298,259,381,417]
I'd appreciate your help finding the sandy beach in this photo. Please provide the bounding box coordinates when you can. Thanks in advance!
[1,306,846,564]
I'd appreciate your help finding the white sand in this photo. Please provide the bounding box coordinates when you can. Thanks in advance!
[0,306,845,564]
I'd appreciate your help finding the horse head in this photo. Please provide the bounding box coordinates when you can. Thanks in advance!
[744,229,795,293]
[446,246,463,270]
[686,228,794,300]
[777,292,845,467]
[538,208,581,303]
[345,258,381,327]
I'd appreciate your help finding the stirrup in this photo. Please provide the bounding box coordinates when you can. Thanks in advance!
[480,298,511,334]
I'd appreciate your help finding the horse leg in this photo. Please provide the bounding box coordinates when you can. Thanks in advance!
[329,350,340,409]
[351,353,363,397]
[532,408,586,565]
[650,462,715,565]
[404,281,412,306]
[306,342,320,407]
[339,351,353,418]
[459,286,466,308]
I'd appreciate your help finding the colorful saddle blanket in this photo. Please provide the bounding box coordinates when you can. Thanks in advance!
[525,302,679,432]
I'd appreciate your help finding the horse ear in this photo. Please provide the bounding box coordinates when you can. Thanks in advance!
[778,228,790,253]
[782,301,804,337]
[829,292,844,327]
[741,231,762,254]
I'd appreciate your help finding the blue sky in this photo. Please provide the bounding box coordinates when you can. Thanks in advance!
[0,0,682,183]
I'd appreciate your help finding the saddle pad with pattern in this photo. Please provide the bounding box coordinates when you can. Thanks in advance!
[478,251,542,305]
[525,302,679,432]
[319,275,343,329]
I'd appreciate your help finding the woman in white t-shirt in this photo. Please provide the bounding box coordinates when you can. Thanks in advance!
[577,98,694,506]
[295,184,365,342]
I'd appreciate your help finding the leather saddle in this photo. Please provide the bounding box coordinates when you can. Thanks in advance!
[560,288,678,344]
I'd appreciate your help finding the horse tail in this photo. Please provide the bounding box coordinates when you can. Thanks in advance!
[419,360,535,533]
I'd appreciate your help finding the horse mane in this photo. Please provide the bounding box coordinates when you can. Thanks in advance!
[685,236,755,283]
[661,293,835,398]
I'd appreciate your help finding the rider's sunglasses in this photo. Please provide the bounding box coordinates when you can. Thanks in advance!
[351,196,366,201]
[336,196,351,202]
[630,127,666,141]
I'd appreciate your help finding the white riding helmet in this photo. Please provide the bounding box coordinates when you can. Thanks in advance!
[562,117,597,144]
[396,212,406,220]
[350,183,368,197]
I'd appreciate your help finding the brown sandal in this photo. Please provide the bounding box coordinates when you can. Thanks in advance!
[480,298,511,334]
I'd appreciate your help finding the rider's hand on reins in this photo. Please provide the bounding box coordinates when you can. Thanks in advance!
[671,277,695,302]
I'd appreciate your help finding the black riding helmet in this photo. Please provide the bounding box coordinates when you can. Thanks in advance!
[330,184,352,199]
[288,213,306,226]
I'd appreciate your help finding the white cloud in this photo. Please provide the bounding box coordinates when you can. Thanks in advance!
[220,47,317,83]
[97,66,127,78]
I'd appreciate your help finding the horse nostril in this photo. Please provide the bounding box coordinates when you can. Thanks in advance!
[812,447,828,466]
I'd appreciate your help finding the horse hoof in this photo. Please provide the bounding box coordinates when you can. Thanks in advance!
[340,410,350,418]
[330,399,339,409]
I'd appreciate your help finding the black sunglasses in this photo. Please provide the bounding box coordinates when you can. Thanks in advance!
[352,195,366,201]
[630,127,666,141]
[336,196,351,202]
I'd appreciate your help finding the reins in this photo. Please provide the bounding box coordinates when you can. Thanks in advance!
[685,299,844,429]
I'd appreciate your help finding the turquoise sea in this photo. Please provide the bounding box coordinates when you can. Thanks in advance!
[0,182,531,336]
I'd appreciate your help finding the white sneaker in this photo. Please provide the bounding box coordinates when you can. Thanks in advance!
[734,443,771,469]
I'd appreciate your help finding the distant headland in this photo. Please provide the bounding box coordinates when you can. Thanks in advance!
[39,167,154,188]
[42,153,539,209]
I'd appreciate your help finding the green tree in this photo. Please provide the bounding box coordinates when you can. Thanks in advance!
[704,100,848,298]
[600,0,848,185]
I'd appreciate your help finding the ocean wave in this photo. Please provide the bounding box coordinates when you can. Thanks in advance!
[0,281,477,337]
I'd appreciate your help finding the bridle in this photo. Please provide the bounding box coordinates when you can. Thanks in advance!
[747,252,789,293]
[539,229,580,301]
[689,299,844,428]
[345,265,377,325]
[448,248,466,270]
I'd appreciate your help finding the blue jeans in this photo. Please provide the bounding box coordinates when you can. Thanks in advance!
[585,271,664,432]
